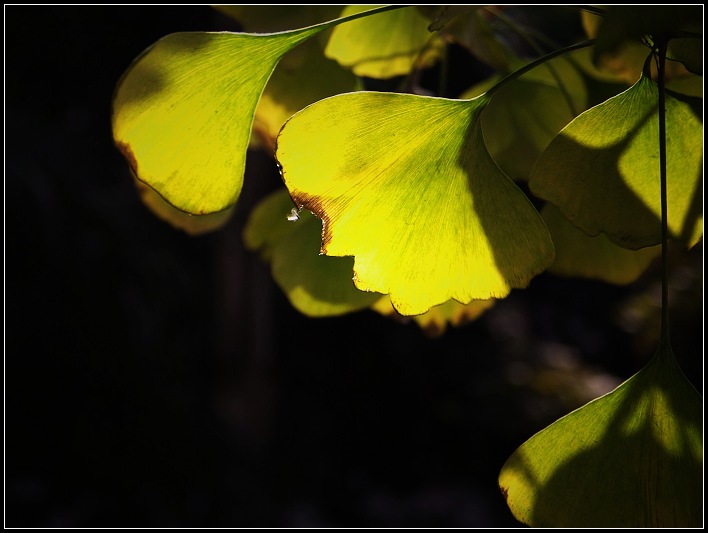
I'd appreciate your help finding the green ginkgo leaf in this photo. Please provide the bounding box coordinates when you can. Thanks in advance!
[277,92,554,316]
[244,188,381,317]
[530,74,703,250]
[462,54,588,181]
[499,340,702,527]
[542,204,661,285]
[325,5,443,79]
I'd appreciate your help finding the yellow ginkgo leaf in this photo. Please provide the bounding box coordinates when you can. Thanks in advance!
[112,6,403,215]
[113,29,320,215]
[277,92,554,316]
[325,5,443,79]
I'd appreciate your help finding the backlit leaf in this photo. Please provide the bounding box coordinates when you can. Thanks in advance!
[530,74,703,249]
[277,92,554,316]
[499,341,702,527]
[244,188,381,317]
[542,204,661,285]
[113,28,321,215]
[325,5,443,79]
[252,39,360,148]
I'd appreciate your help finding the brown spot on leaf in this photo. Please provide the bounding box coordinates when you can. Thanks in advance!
[499,485,509,502]
[115,140,139,175]
[290,191,333,253]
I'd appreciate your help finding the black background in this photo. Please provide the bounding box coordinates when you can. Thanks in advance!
[5,6,703,528]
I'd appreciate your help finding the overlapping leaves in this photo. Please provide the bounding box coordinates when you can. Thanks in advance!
[277,92,554,316]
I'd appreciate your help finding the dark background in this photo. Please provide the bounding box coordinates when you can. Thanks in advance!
[5,6,703,528]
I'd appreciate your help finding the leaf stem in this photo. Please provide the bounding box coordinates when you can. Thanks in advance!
[483,6,579,116]
[483,39,595,100]
[656,37,670,344]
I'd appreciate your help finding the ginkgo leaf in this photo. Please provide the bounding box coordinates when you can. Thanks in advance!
[244,188,381,317]
[112,29,320,215]
[499,340,702,527]
[252,39,360,148]
[245,189,495,327]
[112,6,401,216]
[530,74,703,250]
[277,92,555,316]
[371,296,495,337]
[325,5,443,79]
[462,55,588,181]
[542,204,661,285]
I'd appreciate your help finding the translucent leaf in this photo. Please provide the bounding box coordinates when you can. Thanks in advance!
[542,204,660,285]
[277,92,554,316]
[252,39,360,148]
[244,188,381,317]
[499,341,702,527]
[530,74,703,250]
[462,55,588,181]
[371,296,495,337]
[113,28,321,215]
[245,189,495,328]
[325,5,443,79]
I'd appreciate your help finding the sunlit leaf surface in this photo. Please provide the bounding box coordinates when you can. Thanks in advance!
[277,92,554,316]
[252,40,360,148]
[542,204,660,285]
[244,188,381,317]
[530,74,703,249]
[113,29,322,215]
[215,5,359,148]
[325,5,443,78]
[499,341,702,527]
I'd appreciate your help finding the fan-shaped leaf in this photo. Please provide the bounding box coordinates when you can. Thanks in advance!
[325,5,443,79]
[277,92,554,316]
[499,341,702,527]
[530,74,703,249]
[112,29,321,215]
